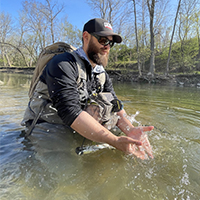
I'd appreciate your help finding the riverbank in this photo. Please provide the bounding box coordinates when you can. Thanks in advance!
[0,67,35,75]
[1,67,200,87]
[107,70,200,87]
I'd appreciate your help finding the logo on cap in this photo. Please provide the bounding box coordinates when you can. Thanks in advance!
[104,22,112,30]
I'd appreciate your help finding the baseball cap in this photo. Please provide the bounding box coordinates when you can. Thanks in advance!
[83,18,122,43]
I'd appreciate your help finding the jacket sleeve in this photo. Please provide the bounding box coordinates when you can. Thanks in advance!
[40,52,82,126]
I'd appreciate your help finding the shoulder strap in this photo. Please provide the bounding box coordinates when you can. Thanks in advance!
[71,51,87,85]
[29,42,76,98]
[96,72,106,88]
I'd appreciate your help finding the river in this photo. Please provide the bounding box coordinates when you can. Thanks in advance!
[0,73,200,200]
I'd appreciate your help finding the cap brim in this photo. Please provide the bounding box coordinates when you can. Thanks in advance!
[94,31,122,43]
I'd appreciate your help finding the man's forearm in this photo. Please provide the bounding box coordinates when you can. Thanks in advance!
[71,110,142,153]
[71,111,118,146]
[116,109,134,135]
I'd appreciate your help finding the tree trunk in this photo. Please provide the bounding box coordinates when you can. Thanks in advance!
[149,31,155,75]
[0,42,29,67]
[196,13,200,70]
[5,53,12,67]
[197,34,200,70]
[141,0,146,72]
[1,47,6,67]
[133,0,142,76]
[166,0,181,75]
[147,0,155,76]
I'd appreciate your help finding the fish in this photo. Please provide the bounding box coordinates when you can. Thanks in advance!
[76,143,115,155]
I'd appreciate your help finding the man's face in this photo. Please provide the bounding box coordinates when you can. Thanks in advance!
[87,35,112,67]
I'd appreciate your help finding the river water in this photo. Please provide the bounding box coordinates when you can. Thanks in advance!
[0,73,200,200]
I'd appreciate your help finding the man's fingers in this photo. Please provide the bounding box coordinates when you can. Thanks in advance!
[143,143,153,158]
[140,134,154,158]
[141,126,154,132]
[131,146,147,160]
[129,138,142,146]
[121,136,142,146]
[145,145,154,158]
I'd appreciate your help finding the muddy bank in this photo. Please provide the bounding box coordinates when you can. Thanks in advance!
[0,67,35,74]
[1,67,200,87]
[107,70,200,87]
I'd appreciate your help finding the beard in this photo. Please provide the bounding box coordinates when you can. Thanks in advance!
[87,38,109,67]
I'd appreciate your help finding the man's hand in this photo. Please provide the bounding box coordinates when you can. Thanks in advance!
[116,110,154,160]
[127,126,154,160]
[113,136,142,154]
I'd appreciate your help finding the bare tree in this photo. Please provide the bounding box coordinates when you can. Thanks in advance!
[87,0,120,24]
[86,0,130,35]
[166,0,181,75]
[194,10,200,70]
[176,0,197,72]
[39,0,64,43]
[133,0,142,76]
[21,0,64,51]
[0,12,13,66]
[140,0,149,72]
[145,0,170,75]
[59,17,82,48]
[0,42,27,65]
[22,0,48,50]
[147,0,155,76]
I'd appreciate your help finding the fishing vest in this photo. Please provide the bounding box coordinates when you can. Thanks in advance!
[21,48,119,132]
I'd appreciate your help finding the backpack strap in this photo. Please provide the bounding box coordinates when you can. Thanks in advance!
[71,51,87,85]
[29,42,76,99]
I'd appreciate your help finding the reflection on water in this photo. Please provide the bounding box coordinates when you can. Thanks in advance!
[0,73,200,200]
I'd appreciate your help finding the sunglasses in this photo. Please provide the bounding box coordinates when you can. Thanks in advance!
[90,33,114,48]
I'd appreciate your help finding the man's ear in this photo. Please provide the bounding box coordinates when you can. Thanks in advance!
[83,31,90,44]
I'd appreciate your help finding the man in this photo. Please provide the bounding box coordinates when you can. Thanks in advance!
[21,18,154,159]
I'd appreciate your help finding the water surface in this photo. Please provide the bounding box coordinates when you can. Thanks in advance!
[0,73,200,200]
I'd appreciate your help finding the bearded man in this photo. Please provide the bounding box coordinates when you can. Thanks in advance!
[21,18,154,159]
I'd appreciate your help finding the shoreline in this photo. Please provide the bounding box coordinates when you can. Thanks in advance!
[1,67,200,87]
[0,67,35,75]
[106,70,200,87]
